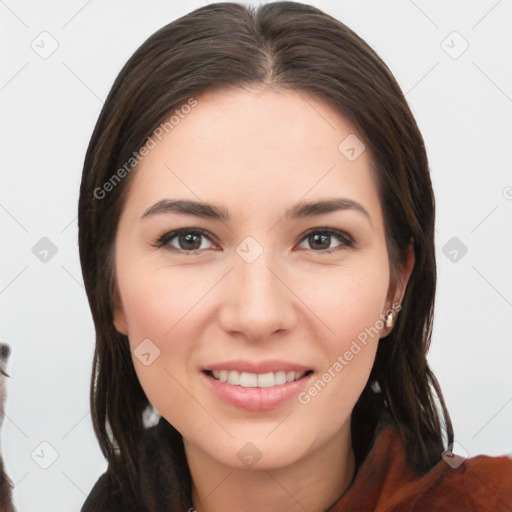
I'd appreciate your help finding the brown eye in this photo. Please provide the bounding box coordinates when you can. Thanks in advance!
[298,228,354,253]
[308,233,331,250]
[177,233,203,251]
[156,229,216,253]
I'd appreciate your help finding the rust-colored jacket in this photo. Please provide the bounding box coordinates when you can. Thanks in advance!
[83,414,512,512]
[328,423,512,511]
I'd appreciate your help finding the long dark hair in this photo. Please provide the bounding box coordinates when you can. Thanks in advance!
[78,0,453,504]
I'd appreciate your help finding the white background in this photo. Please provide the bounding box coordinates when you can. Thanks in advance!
[1,0,511,510]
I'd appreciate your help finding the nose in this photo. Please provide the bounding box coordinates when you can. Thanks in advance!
[217,249,297,342]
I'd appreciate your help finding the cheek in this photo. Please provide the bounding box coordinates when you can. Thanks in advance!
[115,261,215,414]
[298,249,390,345]
[118,259,210,342]
[292,250,389,405]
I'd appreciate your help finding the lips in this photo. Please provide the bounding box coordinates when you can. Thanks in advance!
[200,360,314,410]
[202,359,312,374]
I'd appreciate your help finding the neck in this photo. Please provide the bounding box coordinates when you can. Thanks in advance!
[184,421,356,512]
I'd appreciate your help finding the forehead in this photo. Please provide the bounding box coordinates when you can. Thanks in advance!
[122,87,382,226]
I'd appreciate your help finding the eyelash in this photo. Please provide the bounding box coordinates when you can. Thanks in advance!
[152,227,355,255]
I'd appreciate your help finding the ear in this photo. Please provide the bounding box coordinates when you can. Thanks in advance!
[390,238,415,306]
[112,284,129,335]
[382,238,415,336]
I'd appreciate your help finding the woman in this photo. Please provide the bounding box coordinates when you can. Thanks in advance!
[78,2,512,511]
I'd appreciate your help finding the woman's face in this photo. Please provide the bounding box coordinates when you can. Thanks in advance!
[113,87,413,470]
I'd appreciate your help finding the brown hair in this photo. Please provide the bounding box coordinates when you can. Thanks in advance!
[78,0,453,505]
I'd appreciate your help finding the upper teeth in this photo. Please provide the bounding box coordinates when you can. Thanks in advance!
[210,370,306,388]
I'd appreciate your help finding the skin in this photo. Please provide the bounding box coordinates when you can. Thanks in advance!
[112,86,415,512]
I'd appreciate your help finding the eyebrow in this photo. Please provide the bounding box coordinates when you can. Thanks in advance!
[141,197,372,226]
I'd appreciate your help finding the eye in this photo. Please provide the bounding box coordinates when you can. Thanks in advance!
[297,228,354,254]
[153,227,354,255]
[154,228,217,253]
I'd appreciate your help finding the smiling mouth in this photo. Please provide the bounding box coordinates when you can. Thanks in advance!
[203,369,314,388]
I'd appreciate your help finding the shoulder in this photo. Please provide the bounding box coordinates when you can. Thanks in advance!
[80,470,121,512]
[80,423,161,512]
[392,449,512,511]
[80,462,146,512]
[81,418,191,512]
[331,419,512,512]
